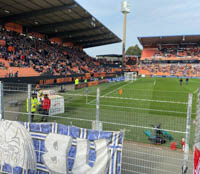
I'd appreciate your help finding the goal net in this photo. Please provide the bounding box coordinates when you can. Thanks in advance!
[124,72,137,81]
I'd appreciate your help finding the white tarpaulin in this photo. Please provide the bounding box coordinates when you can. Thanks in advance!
[37,89,65,115]
[49,95,65,115]
[0,120,124,174]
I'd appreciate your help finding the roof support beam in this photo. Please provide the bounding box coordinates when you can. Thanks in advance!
[0,3,75,23]
[48,26,103,38]
[83,41,119,49]
[75,37,115,45]
[62,32,111,42]
[30,17,91,32]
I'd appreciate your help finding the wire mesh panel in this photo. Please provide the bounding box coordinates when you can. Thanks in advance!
[121,142,193,174]
[3,82,28,121]
[1,77,198,174]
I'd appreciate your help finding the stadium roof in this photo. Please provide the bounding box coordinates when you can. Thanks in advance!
[138,35,200,47]
[96,54,122,58]
[0,0,121,48]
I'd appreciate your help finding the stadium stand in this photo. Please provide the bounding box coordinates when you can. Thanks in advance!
[0,24,122,77]
[138,35,200,77]
[0,0,142,80]
[96,54,139,73]
[0,28,122,77]
[0,0,122,79]
[0,25,138,78]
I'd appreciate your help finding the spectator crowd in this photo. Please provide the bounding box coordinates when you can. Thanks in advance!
[154,46,200,58]
[0,28,132,77]
[140,45,200,77]
[140,64,200,77]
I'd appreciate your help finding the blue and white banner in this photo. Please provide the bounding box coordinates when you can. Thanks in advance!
[0,120,124,174]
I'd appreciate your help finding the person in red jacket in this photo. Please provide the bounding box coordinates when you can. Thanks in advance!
[41,94,51,122]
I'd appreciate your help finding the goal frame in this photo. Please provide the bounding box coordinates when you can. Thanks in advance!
[124,72,137,81]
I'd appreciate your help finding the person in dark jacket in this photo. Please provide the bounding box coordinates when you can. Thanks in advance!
[179,78,183,86]
[41,94,51,122]
[186,78,189,85]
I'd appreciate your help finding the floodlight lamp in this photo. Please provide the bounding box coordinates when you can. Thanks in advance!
[4,9,10,14]
[121,0,131,13]
[91,21,96,27]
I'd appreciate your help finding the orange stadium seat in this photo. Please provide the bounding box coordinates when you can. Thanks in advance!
[141,49,157,59]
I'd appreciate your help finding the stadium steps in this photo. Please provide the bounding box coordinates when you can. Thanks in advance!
[0,58,9,67]
[0,58,40,77]
[141,48,157,58]
[9,67,40,77]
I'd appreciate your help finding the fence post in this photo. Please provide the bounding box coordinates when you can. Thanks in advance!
[86,87,88,104]
[0,81,4,120]
[92,88,102,131]
[28,84,32,122]
[96,88,100,123]
[193,88,200,174]
[182,93,193,174]
[195,89,200,144]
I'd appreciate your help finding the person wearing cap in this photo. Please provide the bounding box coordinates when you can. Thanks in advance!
[41,94,51,122]
[27,94,39,122]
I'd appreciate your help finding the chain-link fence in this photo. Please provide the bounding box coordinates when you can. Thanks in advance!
[0,81,197,174]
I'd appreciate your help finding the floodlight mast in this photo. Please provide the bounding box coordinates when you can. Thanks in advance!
[121,0,130,65]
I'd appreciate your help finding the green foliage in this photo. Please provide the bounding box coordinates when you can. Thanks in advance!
[126,44,142,57]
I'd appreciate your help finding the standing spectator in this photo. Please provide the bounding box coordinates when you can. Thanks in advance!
[75,78,79,89]
[27,94,39,122]
[179,78,183,86]
[9,70,13,78]
[14,71,18,78]
[84,78,88,87]
[186,78,189,85]
[35,84,40,91]
[41,94,51,122]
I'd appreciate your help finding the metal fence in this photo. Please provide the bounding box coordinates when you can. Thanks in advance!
[0,81,197,174]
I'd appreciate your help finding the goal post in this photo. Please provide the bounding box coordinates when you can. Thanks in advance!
[124,72,137,81]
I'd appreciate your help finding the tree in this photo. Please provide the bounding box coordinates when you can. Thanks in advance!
[126,44,142,57]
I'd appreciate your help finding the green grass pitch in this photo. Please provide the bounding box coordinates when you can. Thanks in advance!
[20,77,200,147]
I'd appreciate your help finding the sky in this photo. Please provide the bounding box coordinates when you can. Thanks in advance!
[76,0,200,57]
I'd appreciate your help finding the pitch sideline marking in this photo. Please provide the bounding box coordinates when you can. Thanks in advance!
[87,80,136,105]
[193,88,199,94]
[87,81,131,104]
[88,103,193,115]
[103,81,133,97]
[103,78,142,97]
[154,80,156,86]
[100,95,187,104]
[63,93,187,104]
